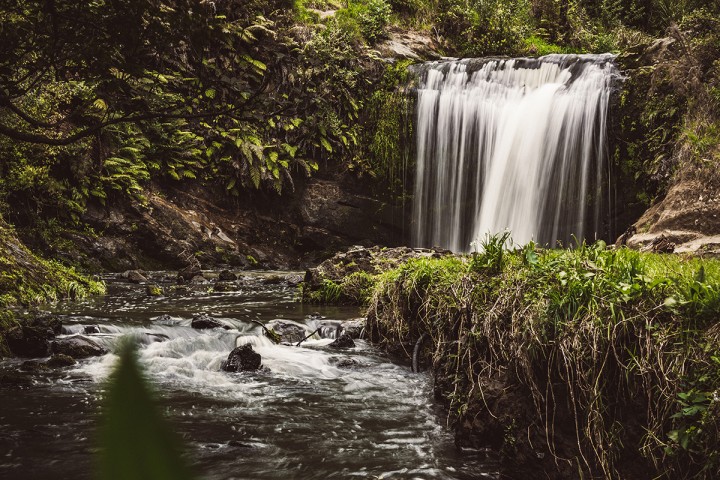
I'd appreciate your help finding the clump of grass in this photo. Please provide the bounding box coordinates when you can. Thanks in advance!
[354,236,720,478]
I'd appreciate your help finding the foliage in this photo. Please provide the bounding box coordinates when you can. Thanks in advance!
[0,218,105,307]
[437,0,532,56]
[310,237,720,478]
[99,340,195,480]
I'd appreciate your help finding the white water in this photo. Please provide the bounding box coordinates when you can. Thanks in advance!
[1,272,496,479]
[412,54,620,251]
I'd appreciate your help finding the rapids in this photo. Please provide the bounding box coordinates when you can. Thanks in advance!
[0,272,495,479]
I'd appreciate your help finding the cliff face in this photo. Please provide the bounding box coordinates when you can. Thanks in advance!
[616,21,720,255]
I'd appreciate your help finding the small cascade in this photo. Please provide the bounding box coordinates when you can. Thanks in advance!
[411,54,620,251]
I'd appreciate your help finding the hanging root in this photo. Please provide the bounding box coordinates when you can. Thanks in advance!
[412,333,429,373]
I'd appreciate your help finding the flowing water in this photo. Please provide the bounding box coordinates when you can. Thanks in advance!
[0,272,495,479]
[412,54,620,252]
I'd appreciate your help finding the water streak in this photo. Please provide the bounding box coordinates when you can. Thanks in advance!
[412,54,619,251]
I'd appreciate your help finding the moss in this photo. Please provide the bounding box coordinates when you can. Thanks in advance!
[0,219,105,308]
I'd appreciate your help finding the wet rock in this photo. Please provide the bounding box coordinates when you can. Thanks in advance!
[265,320,307,344]
[262,275,284,285]
[191,314,231,330]
[218,270,238,281]
[20,360,50,373]
[6,313,62,357]
[339,319,365,339]
[122,269,148,283]
[189,275,209,285]
[51,336,107,359]
[154,314,176,324]
[177,260,203,283]
[221,344,261,372]
[329,334,355,349]
[213,281,237,292]
[146,284,164,296]
[83,325,101,334]
[46,354,76,367]
[335,358,359,368]
[285,274,303,286]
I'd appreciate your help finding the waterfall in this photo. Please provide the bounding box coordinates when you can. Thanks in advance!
[411,54,620,252]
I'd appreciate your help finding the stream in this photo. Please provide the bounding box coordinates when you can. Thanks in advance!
[0,271,496,479]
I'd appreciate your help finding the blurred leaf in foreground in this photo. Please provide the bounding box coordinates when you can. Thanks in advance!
[98,340,195,480]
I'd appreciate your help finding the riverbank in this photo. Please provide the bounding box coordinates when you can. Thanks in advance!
[302,241,720,479]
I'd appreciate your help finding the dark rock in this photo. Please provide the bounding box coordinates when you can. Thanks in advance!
[262,275,284,285]
[20,360,50,372]
[146,284,164,296]
[339,319,365,339]
[218,270,238,281]
[329,334,355,349]
[221,344,261,372]
[6,313,62,357]
[84,325,101,334]
[47,354,76,367]
[213,281,236,292]
[51,336,107,359]
[335,358,359,368]
[191,314,231,330]
[265,320,307,344]
[123,269,148,283]
[189,275,209,285]
[178,260,203,283]
[154,314,176,324]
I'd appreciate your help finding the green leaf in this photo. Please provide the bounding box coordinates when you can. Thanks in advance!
[320,137,332,153]
[98,342,195,480]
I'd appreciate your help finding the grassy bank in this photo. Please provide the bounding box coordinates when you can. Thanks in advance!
[0,219,105,356]
[305,240,720,478]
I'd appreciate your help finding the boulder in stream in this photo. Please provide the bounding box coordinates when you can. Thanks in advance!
[46,353,76,367]
[339,319,365,339]
[218,270,238,281]
[6,313,62,357]
[122,269,148,283]
[191,314,231,330]
[213,281,237,292]
[329,334,355,349]
[51,336,107,358]
[265,320,307,344]
[221,344,262,372]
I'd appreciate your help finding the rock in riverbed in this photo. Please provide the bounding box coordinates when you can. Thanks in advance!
[51,336,107,358]
[222,344,262,372]
[191,313,231,330]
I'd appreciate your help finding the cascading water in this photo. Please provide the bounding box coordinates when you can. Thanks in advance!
[411,54,620,252]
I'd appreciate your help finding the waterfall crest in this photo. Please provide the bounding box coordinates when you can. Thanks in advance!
[411,54,620,251]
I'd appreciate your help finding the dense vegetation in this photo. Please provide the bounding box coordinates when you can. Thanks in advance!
[304,239,720,478]
[2,0,718,244]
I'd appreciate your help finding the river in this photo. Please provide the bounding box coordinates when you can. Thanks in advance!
[0,271,496,479]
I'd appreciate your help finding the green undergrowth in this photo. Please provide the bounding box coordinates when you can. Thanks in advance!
[0,220,105,308]
[314,238,720,478]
